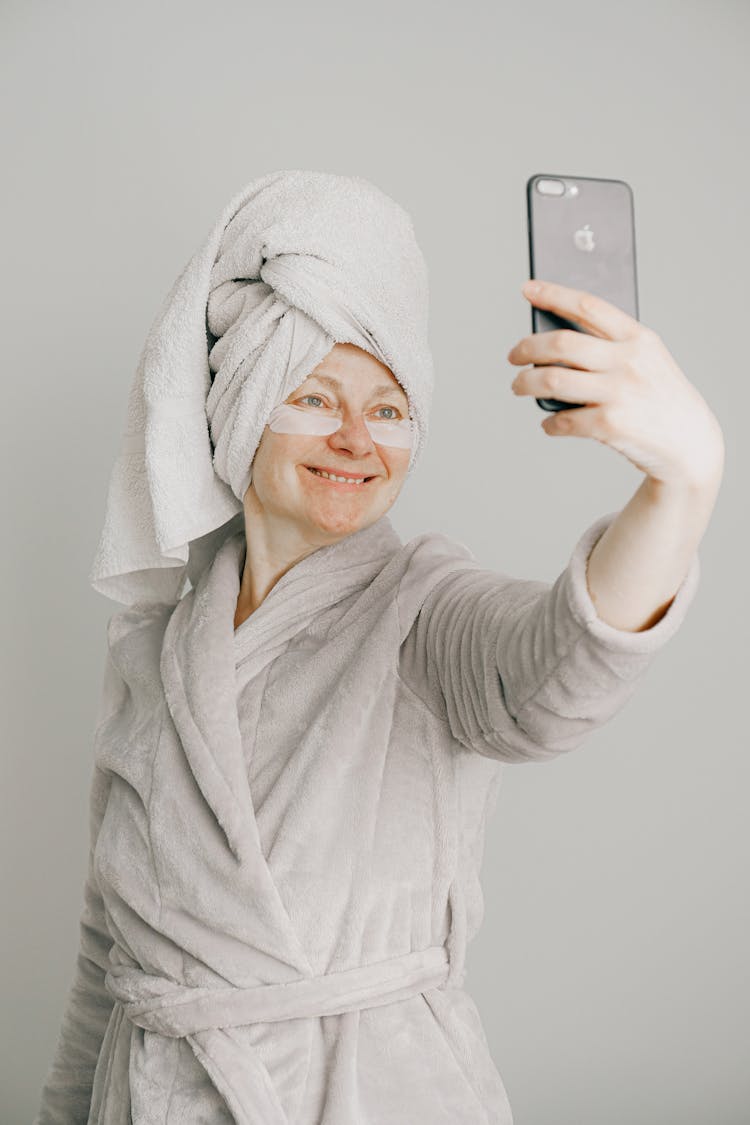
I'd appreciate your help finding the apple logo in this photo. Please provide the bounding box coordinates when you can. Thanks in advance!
[573,224,596,252]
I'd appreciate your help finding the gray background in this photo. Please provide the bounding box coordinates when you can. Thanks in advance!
[3,1,747,1121]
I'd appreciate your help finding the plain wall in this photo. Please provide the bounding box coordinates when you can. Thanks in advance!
[2,0,747,1121]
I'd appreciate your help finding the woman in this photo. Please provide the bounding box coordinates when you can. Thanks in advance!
[35,169,721,1125]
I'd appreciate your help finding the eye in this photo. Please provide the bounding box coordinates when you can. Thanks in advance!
[297,395,403,420]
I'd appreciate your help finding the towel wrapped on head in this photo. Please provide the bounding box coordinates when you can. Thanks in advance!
[89,169,435,607]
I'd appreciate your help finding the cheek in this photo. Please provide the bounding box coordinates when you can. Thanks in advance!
[252,436,321,500]
[380,448,410,480]
[248,437,278,497]
[253,434,296,478]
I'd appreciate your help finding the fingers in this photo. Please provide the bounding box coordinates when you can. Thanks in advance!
[511,364,617,405]
[522,280,640,341]
[507,327,616,371]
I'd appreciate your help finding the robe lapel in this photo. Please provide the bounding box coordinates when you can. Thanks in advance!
[159,513,402,867]
[233,514,403,677]
[160,545,257,869]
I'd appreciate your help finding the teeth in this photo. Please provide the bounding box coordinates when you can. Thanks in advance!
[309,468,366,484]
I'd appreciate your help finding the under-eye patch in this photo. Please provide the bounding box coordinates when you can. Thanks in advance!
[267,403,414,450]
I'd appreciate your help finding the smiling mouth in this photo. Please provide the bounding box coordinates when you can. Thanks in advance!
[304,466,377,485]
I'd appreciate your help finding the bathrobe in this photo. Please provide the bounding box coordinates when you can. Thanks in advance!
[35,510,700,1125]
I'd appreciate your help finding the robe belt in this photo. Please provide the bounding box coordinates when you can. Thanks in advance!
[104,944,450,1037]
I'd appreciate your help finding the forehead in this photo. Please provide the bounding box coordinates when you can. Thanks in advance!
[304,371,407,401]
[301,343,408,401]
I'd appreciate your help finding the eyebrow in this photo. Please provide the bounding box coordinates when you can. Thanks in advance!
[305,373,408,403]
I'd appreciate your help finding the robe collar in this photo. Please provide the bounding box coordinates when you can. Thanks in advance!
[233,513,404,667]
[159,514,403,864]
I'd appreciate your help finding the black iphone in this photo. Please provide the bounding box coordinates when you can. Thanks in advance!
[526,173,639,411]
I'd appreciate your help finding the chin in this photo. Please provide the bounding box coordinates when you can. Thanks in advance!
[308,509,373,538]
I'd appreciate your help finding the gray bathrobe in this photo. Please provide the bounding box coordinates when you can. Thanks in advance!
[35,510,700,1125]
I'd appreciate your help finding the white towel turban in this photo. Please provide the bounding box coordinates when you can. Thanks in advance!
[89,169,435,607]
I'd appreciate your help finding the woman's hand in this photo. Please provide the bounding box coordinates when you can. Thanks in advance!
[506,279,725,488]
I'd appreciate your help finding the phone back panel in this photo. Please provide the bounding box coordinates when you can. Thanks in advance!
[526,174,639,409]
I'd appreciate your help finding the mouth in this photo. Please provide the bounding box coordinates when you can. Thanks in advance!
[303,465,377,488]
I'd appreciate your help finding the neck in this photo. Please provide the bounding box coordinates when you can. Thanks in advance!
[235,491,344,627]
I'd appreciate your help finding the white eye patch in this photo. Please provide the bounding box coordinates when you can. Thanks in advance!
[267,402,414,450]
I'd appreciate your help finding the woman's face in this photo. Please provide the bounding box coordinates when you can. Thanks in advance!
[245,343,412,541]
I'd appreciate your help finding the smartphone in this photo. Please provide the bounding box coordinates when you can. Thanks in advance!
[526,174,639,411]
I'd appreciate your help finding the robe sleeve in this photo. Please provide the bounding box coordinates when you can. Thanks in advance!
[34,660,118,1125]
[398,511,701,764]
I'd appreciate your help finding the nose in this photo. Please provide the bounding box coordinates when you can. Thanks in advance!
[327,411,379,459]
